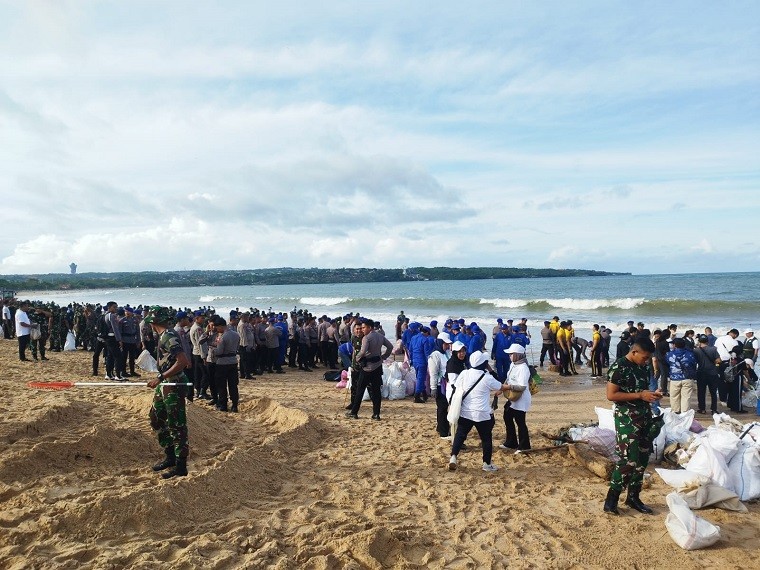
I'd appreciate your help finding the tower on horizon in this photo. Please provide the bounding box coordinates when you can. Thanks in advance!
[70,262,77,275]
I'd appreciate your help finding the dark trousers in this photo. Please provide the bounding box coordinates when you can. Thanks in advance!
[215,363,239,408]
[697,373,719,413]
[298,343,310,368]
[540,343,555,366]
[495,357,510,382]
[350,367,382,416]
[591,348,603,377]
[435,388,450,436]
[320,340,330,366]
[193,354,209,395]
[18,334,30,360]
[92,339,106,373]
[288,339,299,367]
[105,338,124,377]
[558,349,570,375]
[3,321,12,339]
[267,347,281,372]
[327,341,338,369]
[451,416,494,464]
[206,362,218,401]
[717,362,729,401]
[657,358,669,392]
[503,404,530,450]
[309,344,318,367]
[122,342,138,374]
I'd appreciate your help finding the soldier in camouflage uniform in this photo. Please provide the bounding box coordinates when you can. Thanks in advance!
[603,337,663,515]
[29,304,53,361]
[48,304,63,352]
[73,304,87,349]
[145,306,191,479]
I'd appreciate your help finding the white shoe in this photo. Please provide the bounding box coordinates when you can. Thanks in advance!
[448,456,457,471]
[440,435,452,440]
[483,463,498,472]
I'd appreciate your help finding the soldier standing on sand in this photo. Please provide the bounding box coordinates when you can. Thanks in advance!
[146,306,191,479]
[603,337,663,515]
[29,304,52,361]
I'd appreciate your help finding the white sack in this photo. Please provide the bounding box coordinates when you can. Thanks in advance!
[685,438,732,488]
[595,406,615,432]
[665,493,721,551]
[135,349,158,372]
[64,331,76,351]
[727,444,760,501]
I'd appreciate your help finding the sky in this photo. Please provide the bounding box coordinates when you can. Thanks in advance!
[1,1,759,276]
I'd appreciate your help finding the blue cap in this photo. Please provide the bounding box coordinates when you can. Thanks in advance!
[458,318,465,325]
[421,326,431,333]
[497,318,503,323]
[193,310,205,317]
[430,320,438,327]
[229,310,238,318]
[176,311,188,320]
[269,317,275,322]
[451,324,460,330]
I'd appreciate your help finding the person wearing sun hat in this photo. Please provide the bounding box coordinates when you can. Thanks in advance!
[499,344,532,451]
[145,306,191,479]
[448,350,506,472]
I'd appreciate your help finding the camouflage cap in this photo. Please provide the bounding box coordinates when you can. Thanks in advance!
[144,305,174,324]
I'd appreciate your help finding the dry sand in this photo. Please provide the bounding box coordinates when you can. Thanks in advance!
[0,340,757,569]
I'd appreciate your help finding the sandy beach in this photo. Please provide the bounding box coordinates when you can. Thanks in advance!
[0,340,758,569]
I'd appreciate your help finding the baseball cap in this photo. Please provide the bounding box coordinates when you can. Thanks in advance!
[451,341,466,351]
[505,344,526,355]
[438,332,453,344]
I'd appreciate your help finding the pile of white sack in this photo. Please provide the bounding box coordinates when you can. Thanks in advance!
[337,361,420,401]
[592,406,760,551]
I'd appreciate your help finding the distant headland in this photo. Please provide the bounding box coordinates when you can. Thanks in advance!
[1,267,629,292]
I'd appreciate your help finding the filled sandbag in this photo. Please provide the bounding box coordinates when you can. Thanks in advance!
[135,349,158,372]
[64,331,76,351]
[685,438,732,488]
[727,444,760,501]
[594,406,615,432]
[665,493,720,551]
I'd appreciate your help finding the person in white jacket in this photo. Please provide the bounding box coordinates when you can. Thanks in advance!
[448,351,507,472]
[429,333,453,438]
[500,344,532,450]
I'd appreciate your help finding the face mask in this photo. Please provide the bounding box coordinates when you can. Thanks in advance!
[445,349,452,358]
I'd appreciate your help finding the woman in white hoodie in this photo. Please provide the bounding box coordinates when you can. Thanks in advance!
[448,351,507,472]
[429,333,453,439]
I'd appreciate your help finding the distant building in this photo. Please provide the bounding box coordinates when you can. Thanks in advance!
[70,263,77,275]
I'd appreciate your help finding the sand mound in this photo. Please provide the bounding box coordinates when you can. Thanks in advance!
[0,342,758,569]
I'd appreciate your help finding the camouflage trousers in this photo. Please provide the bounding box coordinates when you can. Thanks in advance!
[609,406,664,492]
[30,333,48,359]
[149,380,189,459]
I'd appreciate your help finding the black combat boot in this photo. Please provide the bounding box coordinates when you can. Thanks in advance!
[603,488,621,515]
[162,457,188,479]
[625,487,654,514]
[152,447,176,472]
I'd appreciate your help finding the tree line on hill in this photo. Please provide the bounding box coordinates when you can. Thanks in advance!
[0,266,628,292]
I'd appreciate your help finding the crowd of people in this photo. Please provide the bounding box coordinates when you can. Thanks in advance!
[4,297,758,490]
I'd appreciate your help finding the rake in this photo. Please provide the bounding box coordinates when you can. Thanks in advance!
[28,381,193,390]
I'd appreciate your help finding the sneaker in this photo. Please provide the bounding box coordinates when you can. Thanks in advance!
[440,435,452,440]
[448,456,457,471]
[498,443,515,450]
[482,463,499,472]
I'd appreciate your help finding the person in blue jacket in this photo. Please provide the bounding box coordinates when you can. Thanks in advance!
[511,324,531,348]
[468,324,484,355]
[402,321,420,358]
[410,326,437,402]
[492,324,514,381]
[452,324,468,349]
[275,314,288,367]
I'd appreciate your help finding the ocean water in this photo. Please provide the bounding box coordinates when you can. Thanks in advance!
[20,272,760,341]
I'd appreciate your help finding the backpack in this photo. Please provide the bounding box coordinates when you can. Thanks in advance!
[323,370,342,382]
